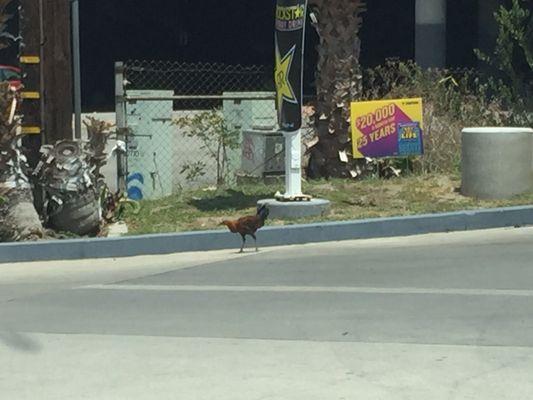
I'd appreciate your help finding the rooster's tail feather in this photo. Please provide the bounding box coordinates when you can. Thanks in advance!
[257,204,269,222]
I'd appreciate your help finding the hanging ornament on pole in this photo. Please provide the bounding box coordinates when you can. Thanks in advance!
[274,0,310,200]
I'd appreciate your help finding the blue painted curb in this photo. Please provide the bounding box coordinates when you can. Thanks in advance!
[1,205,532,264]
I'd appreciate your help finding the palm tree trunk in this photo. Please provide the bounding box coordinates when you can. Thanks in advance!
[0,83,44,242]
[308,0,366,178]
[0,4,44,242]
[0,186,44,241]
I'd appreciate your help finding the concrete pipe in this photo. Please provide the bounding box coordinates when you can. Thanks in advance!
[461,127,533,199]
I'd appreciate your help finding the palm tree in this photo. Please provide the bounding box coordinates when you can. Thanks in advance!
[307,0,366,178]
[0,83,44,241]
[0,0,44,241]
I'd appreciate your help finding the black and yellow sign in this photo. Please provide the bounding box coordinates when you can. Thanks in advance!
[275,0,307,132]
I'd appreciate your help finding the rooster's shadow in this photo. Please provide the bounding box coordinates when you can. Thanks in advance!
[189,189,269,212]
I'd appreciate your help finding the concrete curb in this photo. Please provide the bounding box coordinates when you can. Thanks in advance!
[1,205,532,264]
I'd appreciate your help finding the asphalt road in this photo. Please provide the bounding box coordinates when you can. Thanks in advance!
[1,227,533,399]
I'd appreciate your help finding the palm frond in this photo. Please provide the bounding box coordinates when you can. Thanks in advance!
[0,0,14,49]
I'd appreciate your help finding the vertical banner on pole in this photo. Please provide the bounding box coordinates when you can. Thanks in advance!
[275,0,307,198]
[275,0,307,132]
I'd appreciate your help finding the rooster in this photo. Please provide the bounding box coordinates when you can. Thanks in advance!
[221,205,269,253]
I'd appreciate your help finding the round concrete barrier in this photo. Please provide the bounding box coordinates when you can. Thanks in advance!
[461,127,533,199]
[257,198,331,219]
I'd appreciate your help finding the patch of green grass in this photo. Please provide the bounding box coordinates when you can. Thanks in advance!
[123,174,533,235]
[124,183,277,235]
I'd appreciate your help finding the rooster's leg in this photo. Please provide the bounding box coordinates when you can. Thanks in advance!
[239,234,246,253]
[251,234,258,252]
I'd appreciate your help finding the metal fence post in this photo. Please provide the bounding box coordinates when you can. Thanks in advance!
[115,61,127,193]
[71,0,82,139]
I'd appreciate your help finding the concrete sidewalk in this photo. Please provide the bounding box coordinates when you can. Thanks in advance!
[3,333,532,400]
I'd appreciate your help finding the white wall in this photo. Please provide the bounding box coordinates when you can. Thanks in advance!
[76,111,221,196]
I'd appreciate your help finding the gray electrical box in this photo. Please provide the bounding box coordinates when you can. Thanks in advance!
[125,90,174,200]
[222,92,277,132]
[241,129,285,178]
[222,92,278,183]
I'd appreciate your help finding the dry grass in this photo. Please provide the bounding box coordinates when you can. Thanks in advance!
[123,174,533,235]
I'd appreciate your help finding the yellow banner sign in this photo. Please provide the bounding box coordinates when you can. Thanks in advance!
[351,98,424,159]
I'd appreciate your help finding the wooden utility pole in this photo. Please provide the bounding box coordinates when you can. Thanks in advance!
[41,0,74,143]
[19,0,73,150]
[19,0,43,168]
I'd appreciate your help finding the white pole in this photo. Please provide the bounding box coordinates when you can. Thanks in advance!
[283,129,302,197]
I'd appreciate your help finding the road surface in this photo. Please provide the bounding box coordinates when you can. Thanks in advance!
[1,227,533,399]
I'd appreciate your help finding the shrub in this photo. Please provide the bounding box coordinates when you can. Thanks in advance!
[475,0,533,105]
[174,110,240,186]
[363,59,531,174]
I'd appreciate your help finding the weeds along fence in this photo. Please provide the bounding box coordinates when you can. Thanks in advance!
[362,60,533,175]
[115,60,286,201]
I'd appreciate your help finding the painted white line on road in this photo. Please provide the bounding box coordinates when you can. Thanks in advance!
[78,284,533,297]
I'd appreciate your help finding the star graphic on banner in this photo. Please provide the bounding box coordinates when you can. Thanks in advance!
[275,42,298,113]
[294,5,304,19]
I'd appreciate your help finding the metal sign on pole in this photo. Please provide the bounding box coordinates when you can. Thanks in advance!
[274,0,308,200]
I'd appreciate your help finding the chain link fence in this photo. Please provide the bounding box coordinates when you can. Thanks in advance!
[117,60,291,201]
